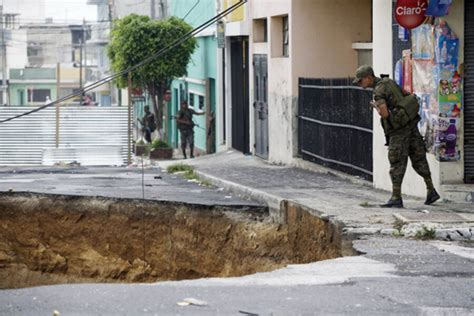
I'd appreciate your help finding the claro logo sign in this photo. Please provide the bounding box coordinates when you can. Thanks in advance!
[395,0,428,29]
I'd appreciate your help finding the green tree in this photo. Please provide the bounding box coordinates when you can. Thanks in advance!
[108,14,197,133]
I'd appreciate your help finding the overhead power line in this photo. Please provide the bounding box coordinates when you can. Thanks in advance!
[182,0,200,20]
[0,0,247,124]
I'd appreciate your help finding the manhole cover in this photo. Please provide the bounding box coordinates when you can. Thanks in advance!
[394,212,474,223]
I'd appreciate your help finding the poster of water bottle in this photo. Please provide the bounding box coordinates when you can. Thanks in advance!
[433,20,462,161]
[434,116,461,161]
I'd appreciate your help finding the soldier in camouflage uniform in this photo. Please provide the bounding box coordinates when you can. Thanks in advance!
[354,65,440,208]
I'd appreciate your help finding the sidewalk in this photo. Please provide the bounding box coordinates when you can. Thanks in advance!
[158,151,474,241]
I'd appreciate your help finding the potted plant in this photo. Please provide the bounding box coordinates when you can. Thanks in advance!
[150,139,173,160]
[135,139,148,156]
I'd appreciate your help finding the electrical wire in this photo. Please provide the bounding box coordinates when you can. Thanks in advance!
[0,0,247,124]
[182,0,200,21]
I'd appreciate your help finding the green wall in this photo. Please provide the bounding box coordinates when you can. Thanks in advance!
[9,68,57,106]
[168,0,218,152]
[9,83,57,106]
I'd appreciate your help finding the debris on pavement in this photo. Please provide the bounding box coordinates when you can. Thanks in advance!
[176,298,208,307]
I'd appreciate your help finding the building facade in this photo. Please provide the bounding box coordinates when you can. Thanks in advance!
[373,0,473,201]
[168,0,218,154]
[218,0,371,163]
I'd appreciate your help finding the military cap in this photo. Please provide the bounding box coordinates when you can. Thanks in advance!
[353,65,375,84]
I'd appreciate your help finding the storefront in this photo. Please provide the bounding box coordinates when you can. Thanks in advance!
[373,0,473,201]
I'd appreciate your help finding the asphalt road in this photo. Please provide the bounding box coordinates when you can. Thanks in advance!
[0,166,261,208]
[1,237,473,315]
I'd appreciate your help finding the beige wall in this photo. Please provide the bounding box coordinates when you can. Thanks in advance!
[291,0,372,94]
[253,0,289,19]
[248,0,371,164]
[249,0,292,163]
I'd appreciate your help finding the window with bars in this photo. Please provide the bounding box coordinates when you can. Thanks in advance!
[189,93,195,107]
[199,95,204,110]
[282,16,289,57]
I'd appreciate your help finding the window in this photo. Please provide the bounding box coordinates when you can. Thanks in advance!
[189,93,195,107]
[271,15,289,58]
[27,89,51,102]
[5,14,17,29]
[253,18,268,43]
[199,95,204,110]
[282,16,289,57]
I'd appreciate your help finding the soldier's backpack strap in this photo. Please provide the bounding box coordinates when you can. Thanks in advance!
[382,78,420,127]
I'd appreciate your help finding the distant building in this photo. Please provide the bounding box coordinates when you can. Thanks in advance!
[2,0,46,23]
[23,23,89,67]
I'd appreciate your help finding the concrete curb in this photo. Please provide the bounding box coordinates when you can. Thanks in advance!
[193,170,284,222]
[194,169,474,242]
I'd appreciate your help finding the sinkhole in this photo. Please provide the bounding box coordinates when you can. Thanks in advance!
[0,192,345,289]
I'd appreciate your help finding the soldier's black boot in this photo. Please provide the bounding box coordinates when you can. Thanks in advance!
[425,189,440,205]
[190,146,195,159]
[380,198,404,208]
[182,148,187,159]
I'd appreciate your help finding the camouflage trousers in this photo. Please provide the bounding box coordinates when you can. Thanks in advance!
[388,125,431,192]
[180,129,194,149]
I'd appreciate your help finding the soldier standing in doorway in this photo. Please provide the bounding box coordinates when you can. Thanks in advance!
[176,100,204,159]
[354,65,440,208]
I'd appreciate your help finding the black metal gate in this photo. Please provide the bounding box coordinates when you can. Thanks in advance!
[231,37,250,154]
[253,54,269,159]
[465,1,474,183]
[298,78,373,180]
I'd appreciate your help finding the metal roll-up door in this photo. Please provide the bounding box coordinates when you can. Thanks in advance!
[465,1,474,183]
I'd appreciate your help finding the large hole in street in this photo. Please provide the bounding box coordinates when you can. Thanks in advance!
[0,192,344,289]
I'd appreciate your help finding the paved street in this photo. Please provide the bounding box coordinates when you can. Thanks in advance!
[1,237,473,315]
[0,152,473,315]
[0,164,260,209]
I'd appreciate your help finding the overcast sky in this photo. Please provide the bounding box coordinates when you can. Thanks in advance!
[45,0,97,23]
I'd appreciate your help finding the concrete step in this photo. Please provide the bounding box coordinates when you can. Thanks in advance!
[441,184,474,203]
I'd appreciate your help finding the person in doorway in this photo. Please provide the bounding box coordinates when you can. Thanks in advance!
[354,65,440,208]
[176,100,204,159]
[138,105,156,143]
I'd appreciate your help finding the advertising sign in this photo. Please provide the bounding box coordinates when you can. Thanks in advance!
[395,0,428,29]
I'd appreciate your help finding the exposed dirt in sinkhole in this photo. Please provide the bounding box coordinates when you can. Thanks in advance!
[0,193,343,289]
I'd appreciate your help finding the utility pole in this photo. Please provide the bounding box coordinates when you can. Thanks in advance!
[83,18,87,93]
[56,63,60,148]
[0,6,7,106]
[108,0,115,105]
[79,18,86,103]
[79,35,83,103]
[127,73,132,165]
[158,0,167,19]
[151,0,156,19]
